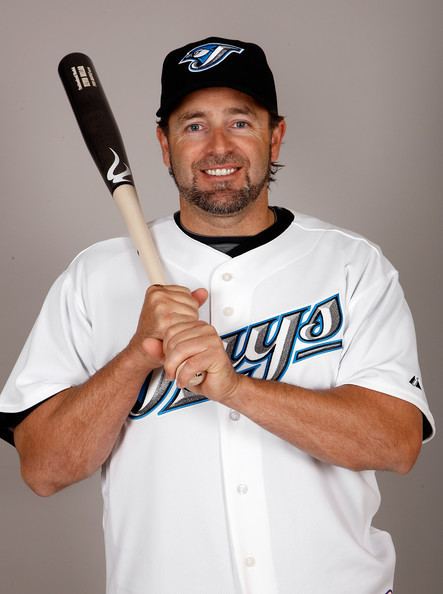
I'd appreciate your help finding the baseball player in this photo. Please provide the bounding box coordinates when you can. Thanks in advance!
[0,37,435,594]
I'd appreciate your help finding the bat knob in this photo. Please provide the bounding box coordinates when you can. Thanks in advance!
[175,361,206,388]
[187,372,205,387]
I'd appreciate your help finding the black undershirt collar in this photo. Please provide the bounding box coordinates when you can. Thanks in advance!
[174,206,294,257]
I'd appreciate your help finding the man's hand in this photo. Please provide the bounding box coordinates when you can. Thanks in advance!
[127,284,209,371]
[127,284,239,400]
[162,318,240,403]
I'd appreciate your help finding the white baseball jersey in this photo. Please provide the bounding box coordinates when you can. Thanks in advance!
[0,210,434,594]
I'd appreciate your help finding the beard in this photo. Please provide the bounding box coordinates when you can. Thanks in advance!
[169,151,271,216]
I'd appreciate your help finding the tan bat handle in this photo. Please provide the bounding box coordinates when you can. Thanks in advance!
[113,184,166,284]
[112,183,204,387]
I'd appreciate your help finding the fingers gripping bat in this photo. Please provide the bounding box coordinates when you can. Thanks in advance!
[58,53,203,386]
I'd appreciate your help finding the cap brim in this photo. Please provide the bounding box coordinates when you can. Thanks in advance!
[156,81,277,119]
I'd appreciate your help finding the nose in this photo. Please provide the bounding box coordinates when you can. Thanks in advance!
[207,126,233,155]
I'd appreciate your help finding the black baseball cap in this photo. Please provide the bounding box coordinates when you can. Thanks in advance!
[156,36,278,120]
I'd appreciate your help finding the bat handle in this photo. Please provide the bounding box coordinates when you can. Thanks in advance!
[113,184,204,387]
[113,184,166,284]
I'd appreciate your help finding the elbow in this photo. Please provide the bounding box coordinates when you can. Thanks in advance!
[394,459,417,476]
[19,452,92,497]
[394,454,421,476]
[348,432,423,474]
[28,481,60,498]
[20,464,62,497]
[392,435,422,475]
[382,404,424,475]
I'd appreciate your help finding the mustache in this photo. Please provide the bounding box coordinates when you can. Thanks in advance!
[193,153,248,170]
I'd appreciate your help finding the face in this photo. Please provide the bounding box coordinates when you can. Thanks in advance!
[157,87,285,217]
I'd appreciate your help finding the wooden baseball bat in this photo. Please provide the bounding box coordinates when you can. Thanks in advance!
[58,52,203,386]
[58,52,165,283]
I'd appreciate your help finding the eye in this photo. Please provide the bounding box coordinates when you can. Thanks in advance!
[233,120,249,129]
[186,123,203,132]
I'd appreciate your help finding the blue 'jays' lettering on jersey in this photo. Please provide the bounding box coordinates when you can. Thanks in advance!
[130,293,343,420]
[179,42,244,72]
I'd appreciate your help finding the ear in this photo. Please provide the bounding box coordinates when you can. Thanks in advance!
[156,126,171,168]
[270,119,286,162]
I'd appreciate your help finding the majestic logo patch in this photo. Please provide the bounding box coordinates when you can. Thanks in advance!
[409,376,422,390]
[106,148,132,184]
[179,42,244,72]
[130,293,343,420]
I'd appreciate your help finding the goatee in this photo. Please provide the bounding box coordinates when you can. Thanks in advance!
[169,153,271,216]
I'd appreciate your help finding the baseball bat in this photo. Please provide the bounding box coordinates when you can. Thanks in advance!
[58,52,165,284]
[58,52,204,386]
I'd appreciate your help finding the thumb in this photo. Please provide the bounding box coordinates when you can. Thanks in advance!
[141,337,165,366]
[192,287,209,307]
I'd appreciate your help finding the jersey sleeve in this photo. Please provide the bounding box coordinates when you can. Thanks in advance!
[0,264,95,443]
[336,262,435,441]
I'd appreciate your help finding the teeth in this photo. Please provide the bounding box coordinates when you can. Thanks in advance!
[205,168,236,176]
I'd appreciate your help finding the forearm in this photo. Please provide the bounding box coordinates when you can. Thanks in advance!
[225,376,422,473]
[14,284,207,496]
[162,318,422,473]
[14,344,153,496]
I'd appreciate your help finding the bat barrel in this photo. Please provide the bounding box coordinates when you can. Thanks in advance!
[58,53,134,193]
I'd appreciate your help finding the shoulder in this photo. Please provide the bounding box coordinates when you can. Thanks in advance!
[290,211,378,249]
[68,216,173,268]
[66,236,134,280]
[61,215,178,287]
[289,210,395,271]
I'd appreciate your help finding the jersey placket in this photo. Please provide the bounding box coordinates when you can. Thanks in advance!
[210,261,278,594]
[218,404,278,594]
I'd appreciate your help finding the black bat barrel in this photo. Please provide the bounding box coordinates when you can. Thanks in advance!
[58,52,134,193]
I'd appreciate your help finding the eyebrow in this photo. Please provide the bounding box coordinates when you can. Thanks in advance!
[225,105,257,117]
[177,111,206,123]
[176,105,258,123]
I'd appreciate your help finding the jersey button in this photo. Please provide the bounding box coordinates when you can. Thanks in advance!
[245,556,256,567]
[222,272,233,281]
[229,410,240,421]
[223,306,234,316]
[237,483,249,495]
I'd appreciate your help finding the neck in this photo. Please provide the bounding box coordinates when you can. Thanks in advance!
[178,194,274,236]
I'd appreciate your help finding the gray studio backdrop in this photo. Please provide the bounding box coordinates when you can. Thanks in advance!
[1,1,442,593]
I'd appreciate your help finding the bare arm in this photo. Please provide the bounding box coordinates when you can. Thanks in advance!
[14,285,207,497]
[222,377,422,473]
[164,318,424,474]
[14,344,155,496]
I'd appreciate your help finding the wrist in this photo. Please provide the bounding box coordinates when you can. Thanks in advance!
[121,339,159,374]
[223,372,250,408]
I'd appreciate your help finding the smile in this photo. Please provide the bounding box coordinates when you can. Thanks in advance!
[204,167,239,177]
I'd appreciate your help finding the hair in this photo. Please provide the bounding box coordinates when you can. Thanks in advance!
[268,112,285,184]
[156,110,285,184]
[156,117,169,133]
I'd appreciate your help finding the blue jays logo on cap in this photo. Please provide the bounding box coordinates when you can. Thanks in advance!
[179,42,244,72]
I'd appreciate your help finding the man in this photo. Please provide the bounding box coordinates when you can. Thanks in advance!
[0,37,435,594]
